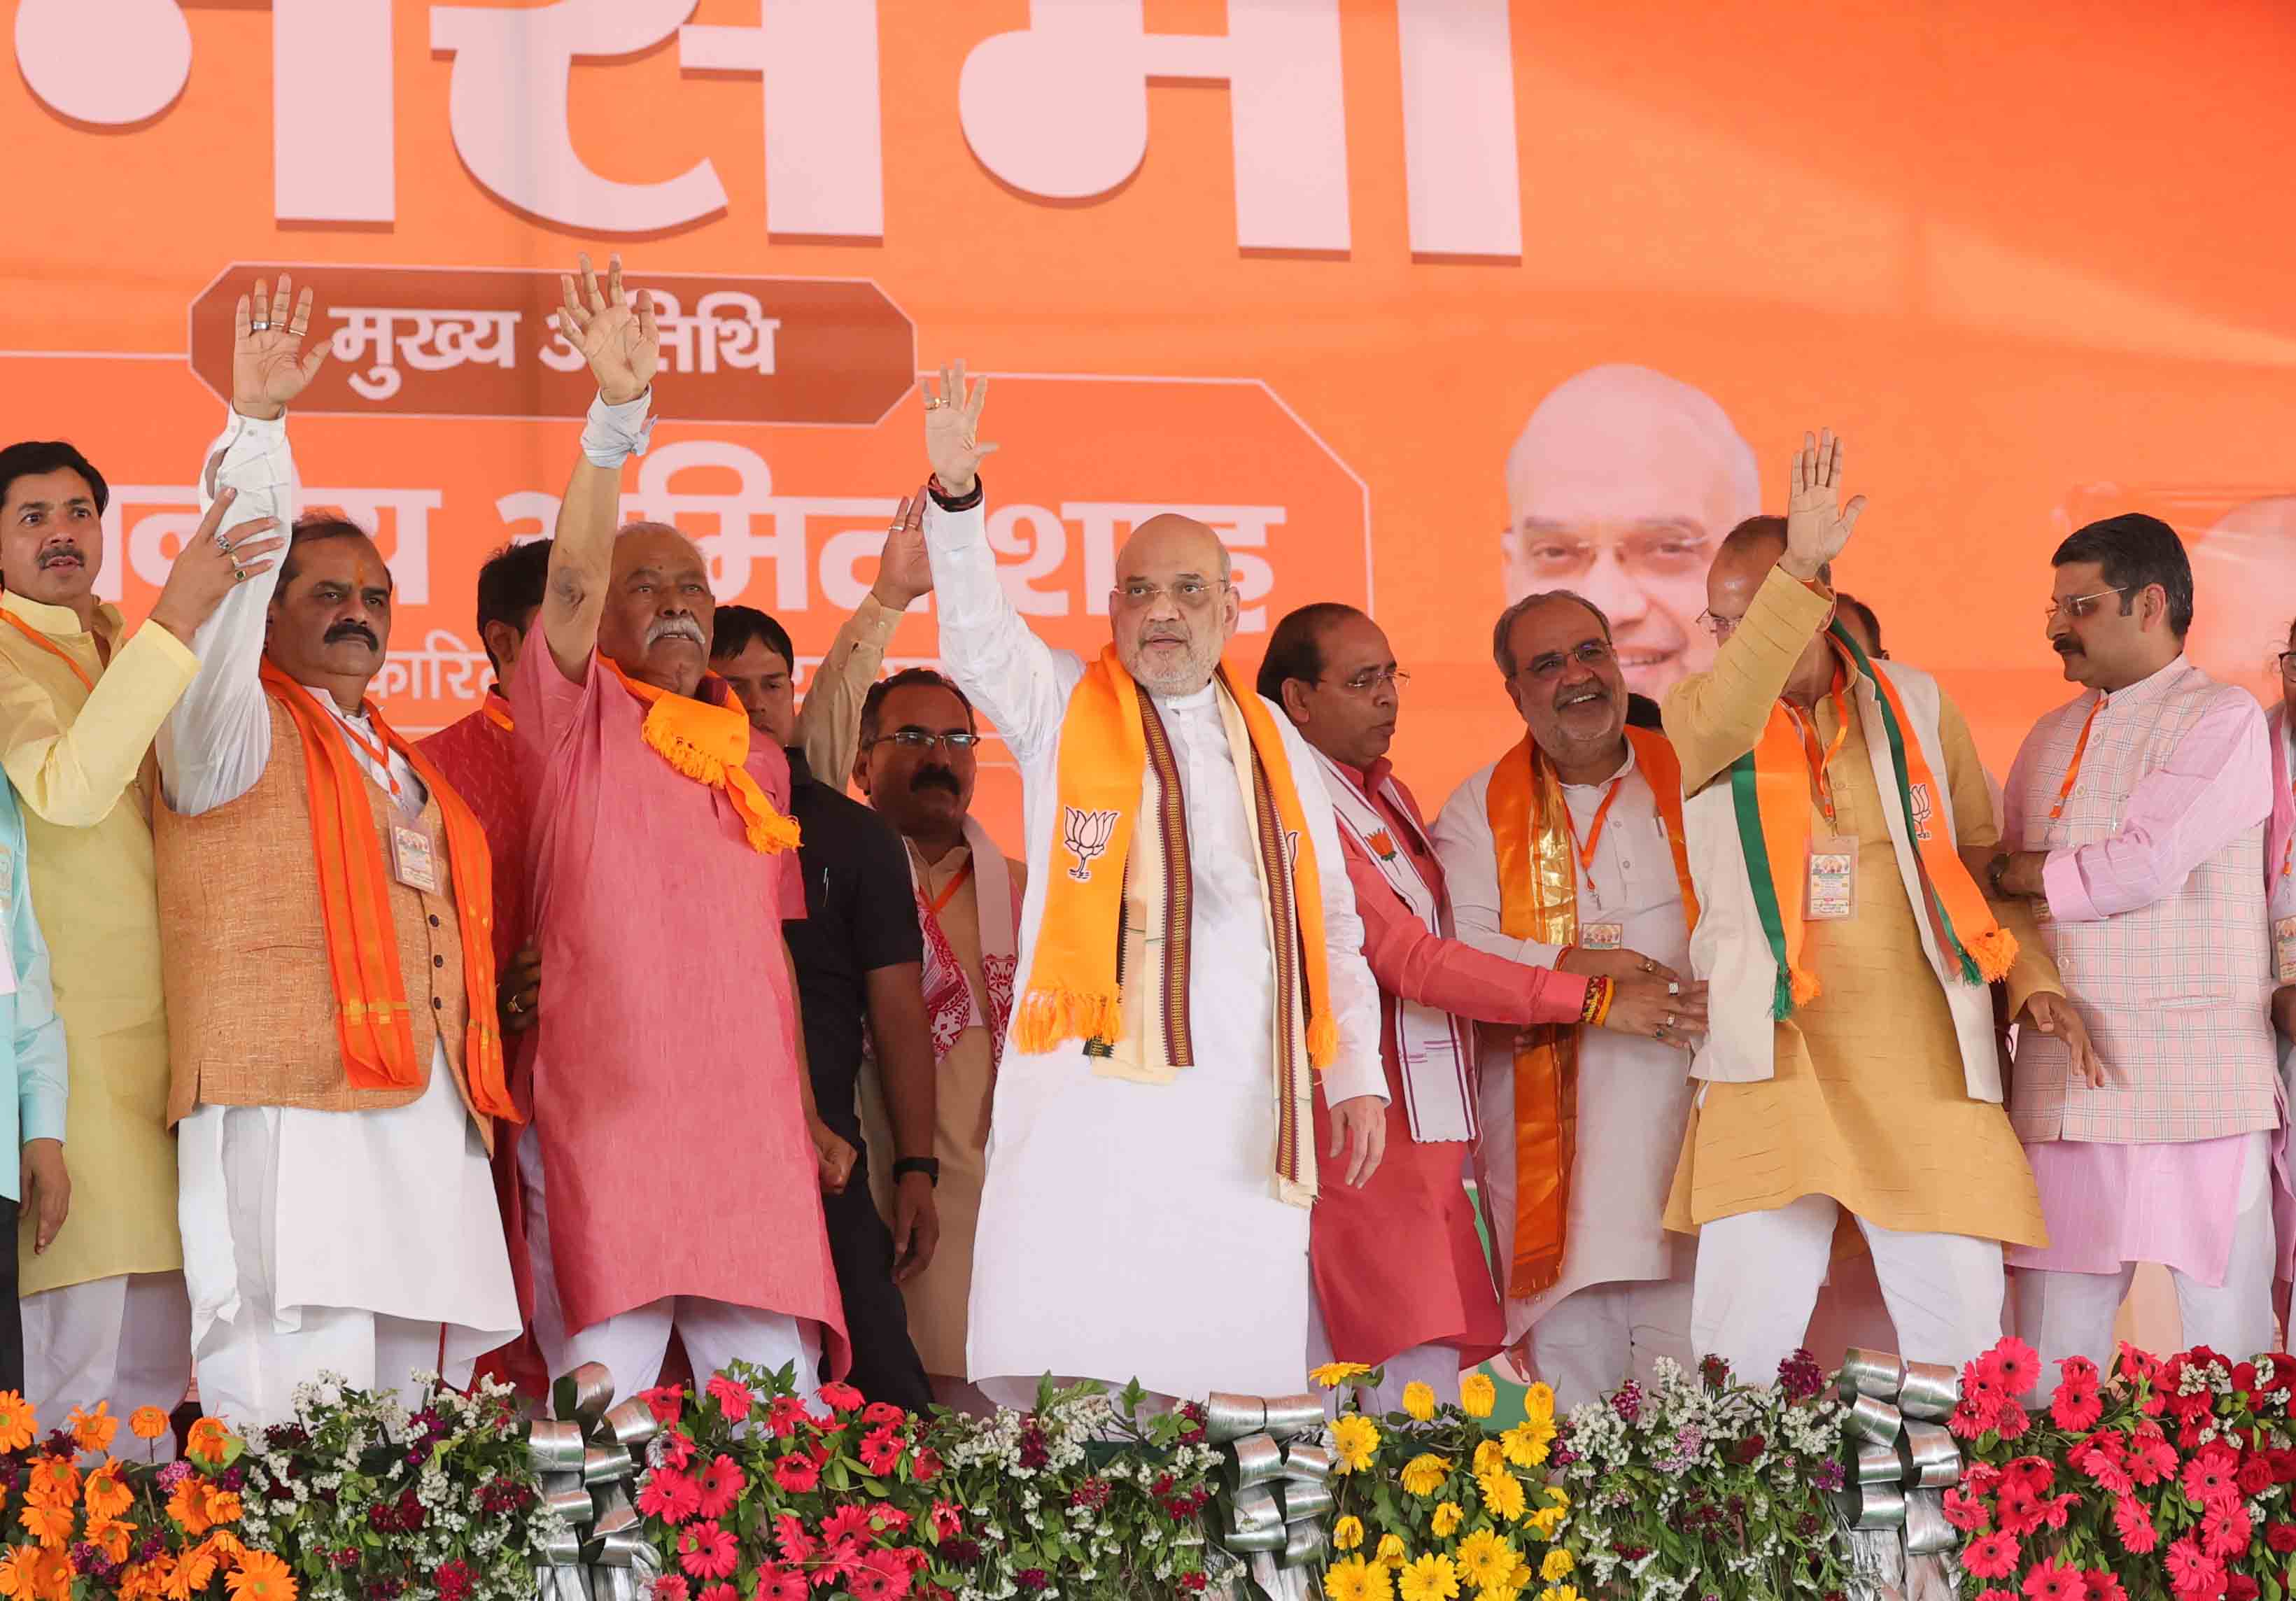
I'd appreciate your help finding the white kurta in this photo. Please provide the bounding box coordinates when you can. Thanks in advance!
[924,498,1383,1402]
[157,406,518,1419]
[1430,744,1694,1346]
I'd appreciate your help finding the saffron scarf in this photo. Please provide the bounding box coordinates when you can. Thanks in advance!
[258,658,516,1120]
[599,656,800,854]
[1486,725,1695,1299]
[1729,623,2015,1020]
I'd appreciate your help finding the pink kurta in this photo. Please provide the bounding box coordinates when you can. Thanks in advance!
[1309,759,1587,1368]
[509,644,847,1369]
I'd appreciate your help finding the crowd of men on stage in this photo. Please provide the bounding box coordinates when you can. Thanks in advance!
[3,256,2291,1444]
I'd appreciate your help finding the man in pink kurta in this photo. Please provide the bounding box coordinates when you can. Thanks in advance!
[512,254,851,1397]
[1262,604,1677,1411]
[1987,514,2279,1374]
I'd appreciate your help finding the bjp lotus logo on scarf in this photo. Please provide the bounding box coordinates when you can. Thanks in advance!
[1367,828,1398,862]
[1908,782,1935,842]
[1062,806,1120,881]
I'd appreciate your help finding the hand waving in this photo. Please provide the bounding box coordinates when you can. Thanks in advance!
[870,486,934,609]
[1781,428,1866,580]
[146,487,284,644]
[232,275,330,421]
[555,253,658,405]
[923,360,998,497]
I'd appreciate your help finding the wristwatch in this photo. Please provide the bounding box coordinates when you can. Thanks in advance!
[1986,852,2011,898]
[892,1156,941,1187]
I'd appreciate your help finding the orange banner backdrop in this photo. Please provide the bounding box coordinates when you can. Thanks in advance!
[6,0,2296,839]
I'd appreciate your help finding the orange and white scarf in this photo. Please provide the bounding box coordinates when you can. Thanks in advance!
[1016,647,1337,1204]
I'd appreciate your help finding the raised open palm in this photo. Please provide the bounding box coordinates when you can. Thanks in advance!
[232,275,330,420]
[555,253,658,404]
[923,359,998,496]
[1784,428,1868,573]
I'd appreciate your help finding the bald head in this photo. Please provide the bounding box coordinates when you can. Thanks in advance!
[1503,364,1759,700]
[1111,514,1238,696]
[600,519,716,696]
[2188,495,2296,688]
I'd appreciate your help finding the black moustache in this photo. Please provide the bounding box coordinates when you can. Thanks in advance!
[910,768,961,796]
[325,625,379,647]
[1554,686,1611,709]
[2051,639,2080,654]
[36,546,81,567]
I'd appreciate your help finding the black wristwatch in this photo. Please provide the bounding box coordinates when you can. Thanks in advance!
[1986,852,2011,898]
[927,474,984,513]
[892,1156,941,1187]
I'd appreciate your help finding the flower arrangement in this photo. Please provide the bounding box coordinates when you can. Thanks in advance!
[629,1364,1219,1601]
[228,1371,556,1601]
[0,1394,276,1601]
[1549,1352,1847,1601]
[1314,1364,1574,1601]
[1947,1337,2296,1601]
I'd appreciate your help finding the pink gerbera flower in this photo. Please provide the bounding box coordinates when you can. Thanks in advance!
[1995,1484,2044,1537]
[2111,1494,2159,1554]
[1994,1339,2041,1397]
[705,1376,754,1423]
[2127,1430,2178,1487]
[2052,1379,2104,1432]
[699,1584,738,1601]
[1964,1532,2021,1580]
[2201,1503,2253,1560]
[652,1577,689,1601]
[2022,1558,2080,1601]
[678,1521,739,1582]
[694,1454,745,1521]
[1993,1399,2032,1440]
[771,1454,821,1493]
[2183,1444,2241,1510]
[658,1430,696,1472]
[2084,1572,2128,1601]
[2163,1534,2225,1598]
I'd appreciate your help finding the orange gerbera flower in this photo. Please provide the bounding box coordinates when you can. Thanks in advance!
[163,1545,218,1601]
[0,1397,33,1455]
[225,1551,297,1601]
[184,1420,232,1469]
[197,1530,244,1564]
[119,1558,171,1601]
[15,1502,71,1551]
[0,1544,38,1599]
[26,1548,69,1601]
[24,1462,77,1510]
[82,1465,132,1523]
[66,1404,118,1458]
[128,1409,170,1444]
[165,1480,212,1537]
[80,1516,132,1565]
[202,1488,243,1527]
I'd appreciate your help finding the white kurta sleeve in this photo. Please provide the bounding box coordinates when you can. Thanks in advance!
[157,407,299,817]
[922,495,1078,768]
[1431,767,1565,968]
[1281,713,1386,1108]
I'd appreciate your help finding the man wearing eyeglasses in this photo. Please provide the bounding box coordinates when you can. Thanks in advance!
[1986,513,2279,1371]
[908,362,1383,1409]
[1661,434,2069,1384]
[1425,593,1710,1407]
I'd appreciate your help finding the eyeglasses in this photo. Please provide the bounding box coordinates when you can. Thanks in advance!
[1113,579,1228,609]
[1696,610,1740,642]
[867,729,984,754]
[2043,586,2131,623]
[2278,651,2296,672]
[1323,666,1411,693]
[1512,639,1616,680]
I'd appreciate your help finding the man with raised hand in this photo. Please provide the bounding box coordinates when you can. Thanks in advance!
[513,254,849,1398]
[915,361,1383,1404]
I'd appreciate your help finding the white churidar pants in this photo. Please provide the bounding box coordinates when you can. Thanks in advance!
[1526,1276,1694,1414]
[518,1131,818,1404]
[22,1271,192,1454]
[1691,1194,2004,1381]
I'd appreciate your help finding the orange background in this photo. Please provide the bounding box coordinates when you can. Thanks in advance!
[6,0,2296,835]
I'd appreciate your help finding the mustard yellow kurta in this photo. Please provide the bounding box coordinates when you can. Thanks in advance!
[861,842,1024,1378]
[0,593,197,1293]
[1661,574,2050,1247]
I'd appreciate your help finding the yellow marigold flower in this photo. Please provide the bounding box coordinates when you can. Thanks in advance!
[1540,1549,1574,1582]
[82,1465,132,1524]
[1376,1535,1408,1568]
[1311,1362,1374,1389]
[1399,1453,1452,1499]
[1458,1374,1495,1420]
[1472,1440,1505,1478]
[1535,1587,1582,1601]
[1334,1516,1365,1552]
[1477,1469,1528,1523]
[1398,1552,1462,1601]
[1332,1414,1382,1474]
[129,1409,170,1444]
[1323,1556,1393,1601]
[1431,1502,1463,1537]
[1454,1530,1513,1589]
[67,1403,118,1458]
[226,1550,298,1601]
[1402,1382,1437,1422]
[0,1397,33,1456]
[1521,1383,1556,1423]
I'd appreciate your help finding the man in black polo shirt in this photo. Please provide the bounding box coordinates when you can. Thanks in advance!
[713,605,937,1409]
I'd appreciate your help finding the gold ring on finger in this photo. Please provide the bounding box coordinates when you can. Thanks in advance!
[232,565,247,582]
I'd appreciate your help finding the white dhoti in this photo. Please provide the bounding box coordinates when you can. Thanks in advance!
[178,1055,519,1429]
[1527,1276,1695,1414]
[22,1271,192,1452]
[517,1130,819,1403]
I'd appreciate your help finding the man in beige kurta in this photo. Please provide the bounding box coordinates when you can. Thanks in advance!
[0,436,283,1436]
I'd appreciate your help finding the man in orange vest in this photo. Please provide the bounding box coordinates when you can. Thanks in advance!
[155,276,521,1427]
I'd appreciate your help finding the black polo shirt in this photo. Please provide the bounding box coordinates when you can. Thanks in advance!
[780,749,924,1145]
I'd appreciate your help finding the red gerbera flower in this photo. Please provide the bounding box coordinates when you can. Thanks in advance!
[911,1448,943,1483]
[871,1507,913,1535]
[1994,1339,2041,1397]
[1942,1488,1991,1532]
[773,1514,817,1567]
[771,1454,820,1493]
[677,1521,739,1582]
[817,1382,866,1413]
[695,1454,745,1521]
[1994,1399,2032,1440]
[2052,1380,2104,1432]
[857,1425,904,1476]
[2111,1494,2158,1554]
[2202,1504,2253,1560]
[2022,1558,2080,1601]
[699,1584,738,1601]
[638,1469,703,1525]
[1995,1484,2045,1537]
[2003,1457,2057,1495]
[654,1577,690,1601]
[1964,1532,2021,1580]
[640,1385,686,1425]
[2163,1534,2225,1598]
[659,1430,697,1472]
[861,1403,906,1427]
[753,1567,807,1601]
[821,1506,875,1547]
[2127,1431,2178,1487]
[705,1376,754,1423]
[851,1551,914,1601]
[930,1501,964,1541]
[766,1397,812,1440]
[2084,1572,2128,1601]
[2183,1444,2242,1510]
